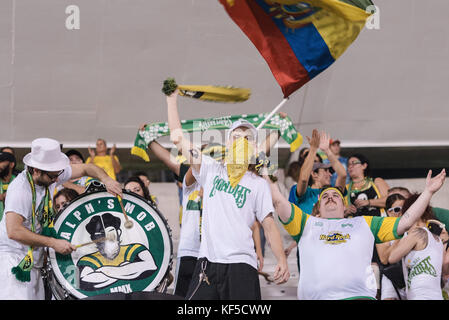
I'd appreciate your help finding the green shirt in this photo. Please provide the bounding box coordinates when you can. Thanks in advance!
[432,207,449,233]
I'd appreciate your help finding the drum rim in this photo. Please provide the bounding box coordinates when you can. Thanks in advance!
[48,189,173,299]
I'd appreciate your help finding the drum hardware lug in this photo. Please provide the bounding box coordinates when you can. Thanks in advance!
[85,180,106,193]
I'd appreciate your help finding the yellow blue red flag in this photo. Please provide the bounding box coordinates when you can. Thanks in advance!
[219,0,375,98]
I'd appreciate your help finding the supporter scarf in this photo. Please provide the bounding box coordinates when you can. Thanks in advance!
[132,113,302,162]
[225,137,255,188]
[11,172,57,282]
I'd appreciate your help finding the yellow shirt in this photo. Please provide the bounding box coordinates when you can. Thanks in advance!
[86,155,120,180]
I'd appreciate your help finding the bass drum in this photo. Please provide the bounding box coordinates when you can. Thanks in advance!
[46,185,173,300]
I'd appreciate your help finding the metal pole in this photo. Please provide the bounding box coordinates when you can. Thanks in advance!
[256,97,289,130]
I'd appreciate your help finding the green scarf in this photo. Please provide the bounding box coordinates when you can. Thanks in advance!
[11,172,58,282]
[131,112,302,162]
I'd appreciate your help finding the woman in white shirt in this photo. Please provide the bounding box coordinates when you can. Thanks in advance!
[389,193,449,300]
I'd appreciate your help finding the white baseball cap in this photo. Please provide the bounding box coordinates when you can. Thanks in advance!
[227,119,257,141]
[23,138,70,172]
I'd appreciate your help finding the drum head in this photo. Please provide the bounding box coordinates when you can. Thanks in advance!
[49,190,173,299]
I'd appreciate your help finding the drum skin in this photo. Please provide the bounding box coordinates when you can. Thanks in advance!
[48,189,173,299]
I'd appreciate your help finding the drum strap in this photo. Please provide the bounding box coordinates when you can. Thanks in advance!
[11,172,57,282]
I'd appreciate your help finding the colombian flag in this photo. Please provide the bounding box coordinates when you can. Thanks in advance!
[219,0,374,98]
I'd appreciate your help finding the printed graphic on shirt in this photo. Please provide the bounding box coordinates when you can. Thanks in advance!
[209,176,251,208]
[186,190,202,211]
[406,256,438,288]
[319,231,351,245]
[185,189,202,240]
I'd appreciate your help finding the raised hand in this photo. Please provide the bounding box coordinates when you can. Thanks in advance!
[87,147,96,159]
[306,129,320,150]
[318,131,330,153]
[425,169,446,194]
[109,144,117,156]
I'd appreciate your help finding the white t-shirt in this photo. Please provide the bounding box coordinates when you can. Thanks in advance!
[0,166,72,267]
[192,155,274,269]
[177,178,201,258]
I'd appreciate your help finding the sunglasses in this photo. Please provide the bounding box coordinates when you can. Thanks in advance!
[387,206,402,214]
[347,161,362,167]
[43,169,64,180]
[427,221,446,236]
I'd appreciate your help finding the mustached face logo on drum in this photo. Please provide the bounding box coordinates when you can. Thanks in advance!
[49,191,172,299]
[76,213,158,291]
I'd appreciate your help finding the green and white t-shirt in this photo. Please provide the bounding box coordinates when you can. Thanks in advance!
[177,179,202,258]
[192,155,274,269]
[282,203,401,300]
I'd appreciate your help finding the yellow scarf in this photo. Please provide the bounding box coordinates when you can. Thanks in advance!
[225,137,254,188]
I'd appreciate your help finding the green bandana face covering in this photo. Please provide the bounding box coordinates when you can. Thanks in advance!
[11,171,58,282]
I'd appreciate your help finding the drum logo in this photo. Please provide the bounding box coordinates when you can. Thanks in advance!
[50,193,172,299]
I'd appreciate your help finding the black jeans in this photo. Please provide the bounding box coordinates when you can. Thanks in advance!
[174,256,198,298]
[186,258,261,300]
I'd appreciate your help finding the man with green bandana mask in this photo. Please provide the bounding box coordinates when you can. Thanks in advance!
[0,138,123,300]
[166,89,289,300]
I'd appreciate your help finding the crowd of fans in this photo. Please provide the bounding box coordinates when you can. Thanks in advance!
[0,124,448,300]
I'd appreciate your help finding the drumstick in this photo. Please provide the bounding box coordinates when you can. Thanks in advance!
[258,271,274,283]
[75,233,114,248]
[117,195,133,229]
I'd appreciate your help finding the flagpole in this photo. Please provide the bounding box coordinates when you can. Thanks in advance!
[256,97,289,130]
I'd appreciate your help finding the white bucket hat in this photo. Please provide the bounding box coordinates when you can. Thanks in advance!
[23,138,70,172]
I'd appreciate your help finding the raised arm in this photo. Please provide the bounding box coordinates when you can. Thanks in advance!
[166,89,201,173]
[319,131,346,190]
[263,174,292,223]
[296,129,319,197]
[109,144,122,175]
[148,140,181,176]
[258,130,280,156]
[397,169,446,235]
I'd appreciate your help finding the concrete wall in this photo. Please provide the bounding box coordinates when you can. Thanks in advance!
[1,0,449,149]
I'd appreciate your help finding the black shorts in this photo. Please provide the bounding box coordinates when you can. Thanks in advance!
[186,258,261,300]
[174,256,198,298]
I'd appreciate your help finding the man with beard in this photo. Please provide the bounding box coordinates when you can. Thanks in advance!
[0,138,123,300]
[166,89,289,300]
[0,151,17,221]
[77,213,157,291]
